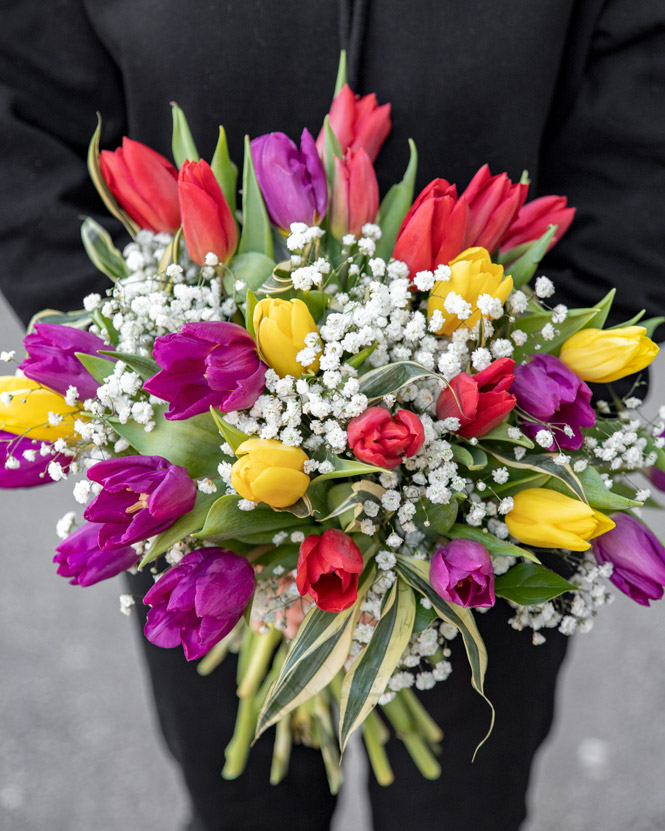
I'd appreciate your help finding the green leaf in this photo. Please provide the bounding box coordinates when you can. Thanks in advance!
[358,361,439,401]
[333,50,347,97]
[446,523,540,563]
[319,479,385,529]
[195,494,306,543]
[245,289,259,339]
[374,139,418,261]
[99,350,158,380]
[346,343,377,369]
[413,600,438,632]
[395,554,494,756]
[452,444,487,470]
[480,423,534,448]
[170,102,200,168]
[501,225,557,289]
[491,470,551,497]
[485,448,586,502]
[323,115,344,185]
[208,408,250,453]
[494,562,576,605]
[140,490,219,567]
[339,579,416,751]
[87,114,138,237]
[238,135,274,258]
[608,309,646,330]
[545,464,642,510]
[80,217,130,281]
[413,494,464,538]
[75,352,115,384]
[511,306,602,363]
[223,252,275,302]
[27,308,91,333]
[255,566,375,738]
[311,448,386,482]
[211,125,238,217]
[584,288,615,330]
[110,407,223,477]
[643,316,665,338]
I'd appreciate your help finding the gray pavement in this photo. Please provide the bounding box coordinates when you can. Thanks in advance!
[2,294,665,831]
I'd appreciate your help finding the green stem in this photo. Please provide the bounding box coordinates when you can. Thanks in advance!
[222,695,258,780]
[270,716,292,786]
[399,688,444,744]
[237,626,282,699]
[382,696,441,781]
[312,692,343,795]
[362,710,394,787]
[235,626,255,687]
[196,639,231,676]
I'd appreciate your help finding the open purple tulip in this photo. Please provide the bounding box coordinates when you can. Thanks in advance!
[430,539,495,608]
[143,548,256,661]
[511,353,595,450]
[592,513,665,606]
[20,323,114,401]
[54,522,139,586]
[0,430,59,488]
[143,321,266,421]
[84,455,196,550]
[251,129,328,231]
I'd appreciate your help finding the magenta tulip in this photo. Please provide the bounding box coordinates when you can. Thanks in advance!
[0,430,58,488]
[430,539,495,608]
[54,522,138,586]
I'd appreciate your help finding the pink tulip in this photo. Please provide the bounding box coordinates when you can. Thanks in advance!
[178,159,238,266]
[500,195,576,253]
[316,84,392,163]
[99,138,180,233]
[330,148,379,239]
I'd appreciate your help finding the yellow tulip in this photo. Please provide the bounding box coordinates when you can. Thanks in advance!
[427,246,513,336]
[253,298,320,378]
[0,375,81,441]
[505,488,615,552]
[231,438,310,508]
[558,326,658,383]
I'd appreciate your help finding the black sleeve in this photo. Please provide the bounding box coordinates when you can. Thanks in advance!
[538,0,665,330]
[0,0,127,327]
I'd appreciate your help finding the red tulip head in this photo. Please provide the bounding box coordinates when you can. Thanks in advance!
[330,148,379,240]
[316,84,392,163]
[347,407,425,469]
[461,164,528,253]
[296,529,364,612]
[500,195,576,254]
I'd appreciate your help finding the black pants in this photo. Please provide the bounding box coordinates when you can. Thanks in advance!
[127,571,569,831]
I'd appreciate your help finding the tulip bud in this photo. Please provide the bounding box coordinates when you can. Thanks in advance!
[393,179,469,278]
[429,539,495,608]
[316,84,392,163]
[20,323,113,401]
[592,513,665,606]
[330,148,379,240]
[54,522,138,586]
[296,529,364,612]
[84,455,196,550]
[231,438,310,509]
[0,375,81,442]
[178,159,238,266]
[0,430,59,488]
[558,326,658,384]
[461,164,528,253]
[511,354,595,450]
[251,129,328,231]
[99,137,180,233]
[500,195,575,254]
[144,548,256,660]
[427,247,513,336]
[144,322,266,420]
[505,488,615,551]
[436,358,516,438]
[347,407,424,469]
[253,297,320,378]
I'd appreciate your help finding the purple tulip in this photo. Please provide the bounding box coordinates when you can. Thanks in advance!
[429,539,495,608]
[143,547,256,660]
[0,430,59,488]
[19,323,114,401]
[511,354,595,450]
[143,322,266,421]
[592,513,665,606]
[84,455,196,550]
[648,429,665,491]
[54,522,139,586]
[251,129,328,231]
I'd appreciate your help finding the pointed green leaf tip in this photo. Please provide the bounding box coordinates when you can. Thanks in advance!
[211,125,238,217]
[334,50,347,97]
[170,102,200,168]
[238,136,274,258]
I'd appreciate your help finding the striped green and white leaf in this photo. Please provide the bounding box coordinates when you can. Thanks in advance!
[358,361,441,401]
[80,217,130,282]
[338,578,416,751]
[544,464,642,511]
[484,449,586,502]
[255,566,375,739]
[395,554,495,755]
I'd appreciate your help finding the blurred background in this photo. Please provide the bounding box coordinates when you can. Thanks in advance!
[2,293,665,831]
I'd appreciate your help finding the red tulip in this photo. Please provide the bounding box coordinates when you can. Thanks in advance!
[99,138,180,233]
[436,358,516,438]
[316,84,392,163]
[330,148,379,239]
[178,159,238,266]
[461,164,528,253]
[347,407,425,469]
[500,195,576,254]
[296,529,364,612]
[392,179,469,279]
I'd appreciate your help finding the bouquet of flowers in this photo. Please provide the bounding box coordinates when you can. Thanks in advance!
[3,56,665,789]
